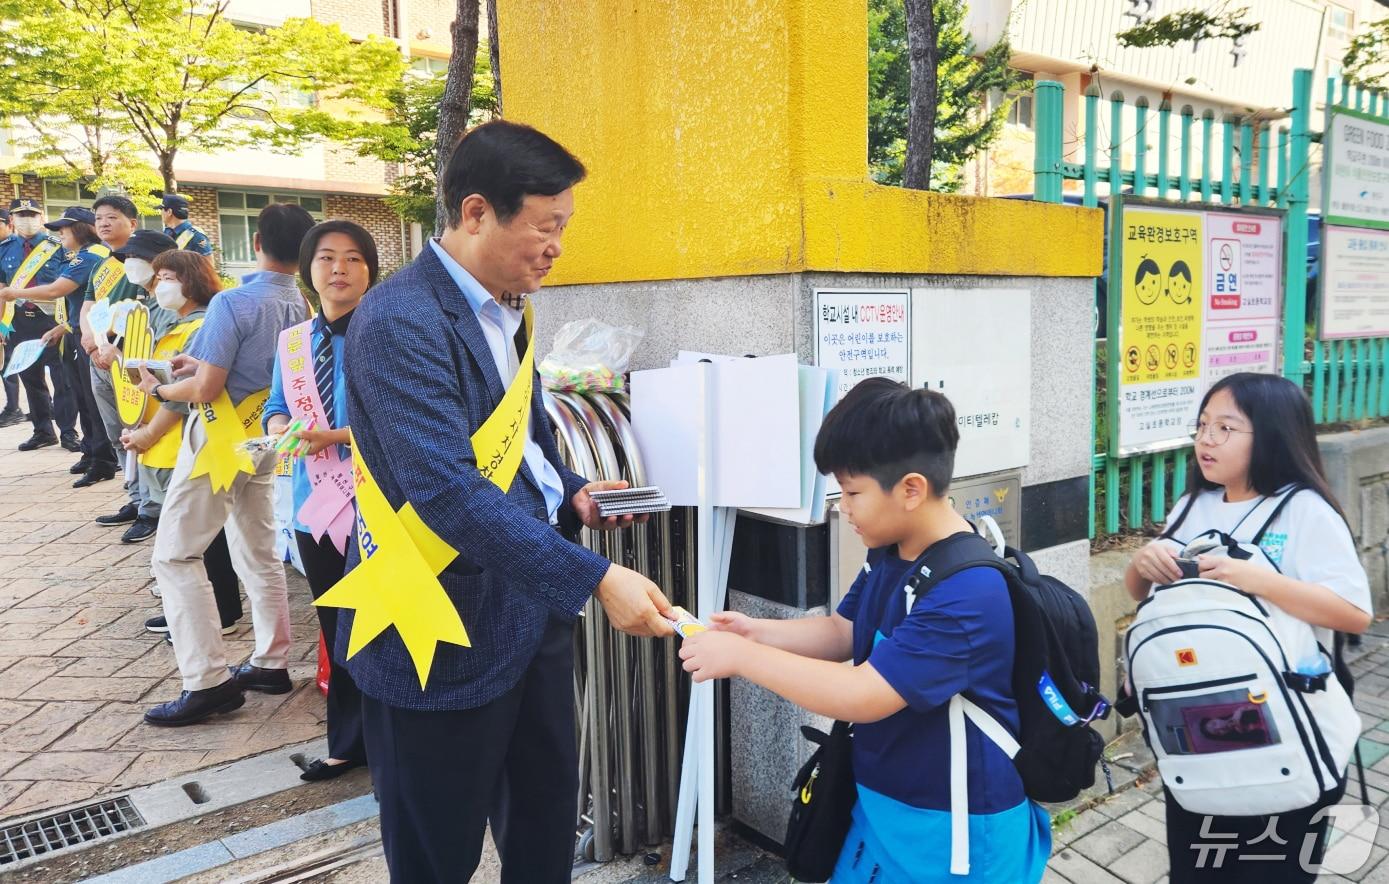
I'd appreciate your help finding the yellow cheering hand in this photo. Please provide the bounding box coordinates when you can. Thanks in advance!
[314,433,468,688]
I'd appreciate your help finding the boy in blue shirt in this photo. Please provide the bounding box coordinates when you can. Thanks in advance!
[679,377,1051,882]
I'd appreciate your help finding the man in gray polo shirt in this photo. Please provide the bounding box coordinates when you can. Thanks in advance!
[137,203,313,726]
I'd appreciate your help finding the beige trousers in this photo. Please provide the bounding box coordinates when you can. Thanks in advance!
[152,412,291,691]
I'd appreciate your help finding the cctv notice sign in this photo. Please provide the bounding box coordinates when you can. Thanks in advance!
[1109,198,1283,456]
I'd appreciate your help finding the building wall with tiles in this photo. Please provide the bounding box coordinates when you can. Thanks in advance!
[324,194,406,274]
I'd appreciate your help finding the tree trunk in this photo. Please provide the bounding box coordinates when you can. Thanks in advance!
[903,0,938,191]
[435,0,481,232]
[159,151,178,194]
[487,0,502,117]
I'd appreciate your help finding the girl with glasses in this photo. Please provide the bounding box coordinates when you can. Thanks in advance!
[1124,371,1372,882]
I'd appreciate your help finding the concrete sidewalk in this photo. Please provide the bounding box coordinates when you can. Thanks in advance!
[0,419,324,823]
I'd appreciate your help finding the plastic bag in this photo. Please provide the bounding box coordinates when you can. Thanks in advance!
[539,319,644,393]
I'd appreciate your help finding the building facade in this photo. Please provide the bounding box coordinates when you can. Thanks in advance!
[1,0,464,276]
[963,0,1389,201]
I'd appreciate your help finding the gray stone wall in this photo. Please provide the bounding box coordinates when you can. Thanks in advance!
[1318,426,1389,614]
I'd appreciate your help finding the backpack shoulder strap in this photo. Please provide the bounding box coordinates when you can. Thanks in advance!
[1250,484,1305,546]
[1159,492,1200,541]
[946,694,1021,876]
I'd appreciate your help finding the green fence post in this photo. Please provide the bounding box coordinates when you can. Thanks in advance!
[1135,97,1149,196]
[1179,106,1194,200]
[1157,100,1172,197]
[1239,120,1254,204]
[1221,115,1236,204]
[1313,339,1326,422]
[1201,111,1215,201]
[1283,69,1312,386]
[1034,81,1065,203]
[1107,92,1125,535]
[1257,125,1271,205]
[1276,128,1289,208]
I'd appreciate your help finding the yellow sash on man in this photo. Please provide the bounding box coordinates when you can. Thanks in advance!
[139,317,205,469]
[175,229,195,250]
[2,238,62,328]
[90,256,123,306]
[316,301,538,688]
[188,388,271,492]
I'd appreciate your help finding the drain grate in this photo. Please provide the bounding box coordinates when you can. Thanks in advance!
[0,796,145,866]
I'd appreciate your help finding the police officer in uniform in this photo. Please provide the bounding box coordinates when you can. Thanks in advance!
[0,208,26,427]
[158,194,213,257]
[0,199,77,451]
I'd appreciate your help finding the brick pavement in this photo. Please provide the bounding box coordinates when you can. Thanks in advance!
[1046,625,1389,883]
[0,419,323,823]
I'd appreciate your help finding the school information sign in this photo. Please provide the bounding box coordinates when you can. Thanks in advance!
[1109,198,1284,456]
[1324,107,1389,231]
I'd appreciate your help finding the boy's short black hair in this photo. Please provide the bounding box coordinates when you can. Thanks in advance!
[92,195,138,220]
[441,120,586,228]
[813,377,959,495]
[257,203,316,264]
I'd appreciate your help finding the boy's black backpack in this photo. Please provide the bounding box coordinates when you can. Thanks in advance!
[912,531,1110,802]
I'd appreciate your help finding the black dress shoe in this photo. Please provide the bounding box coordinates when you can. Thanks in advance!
[227,663,292,695]
[96,503,138,525]
[69,455,92,475]
[143,680,245,727]
[17,432,58,451]
[59,433,81,452]
[74,462,117,488]
[0,409,24,428]
[300,758,366,782]
[121,516,158,544]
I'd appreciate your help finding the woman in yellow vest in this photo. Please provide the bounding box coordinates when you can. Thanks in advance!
[120,250,244,636]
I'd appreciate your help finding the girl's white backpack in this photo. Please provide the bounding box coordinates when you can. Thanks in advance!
[1123,486,1360,815]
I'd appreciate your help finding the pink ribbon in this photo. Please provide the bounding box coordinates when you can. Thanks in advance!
[277,320,354,554]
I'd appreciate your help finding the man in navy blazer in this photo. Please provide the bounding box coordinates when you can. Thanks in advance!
[342,121,675,882]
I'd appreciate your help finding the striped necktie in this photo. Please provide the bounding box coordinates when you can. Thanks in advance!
[313,317,335,428]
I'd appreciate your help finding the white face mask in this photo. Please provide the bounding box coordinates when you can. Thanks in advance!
[154,279,186,310]
[12,216,42,237]
[124,258,153,286]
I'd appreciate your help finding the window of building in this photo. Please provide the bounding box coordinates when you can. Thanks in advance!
[216,190,325,265]
[409,56,449,77]
[989,76,1035,131]
[45,180,165,230]
[1328,6,1353,42]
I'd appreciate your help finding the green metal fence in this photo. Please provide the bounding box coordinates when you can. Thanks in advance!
[1033,69,1389,539]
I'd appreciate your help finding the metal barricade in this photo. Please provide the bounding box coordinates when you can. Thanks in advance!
[544,390,699,863]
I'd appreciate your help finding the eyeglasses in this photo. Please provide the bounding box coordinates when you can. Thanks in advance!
[1188,419,1253,446]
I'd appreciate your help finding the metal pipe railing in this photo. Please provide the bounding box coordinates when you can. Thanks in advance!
[544,389,700,864]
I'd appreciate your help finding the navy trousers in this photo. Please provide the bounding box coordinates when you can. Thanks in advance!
[362,613,579,883]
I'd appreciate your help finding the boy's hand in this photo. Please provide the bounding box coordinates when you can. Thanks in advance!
[708,611,759,642]
[679,630,749,683]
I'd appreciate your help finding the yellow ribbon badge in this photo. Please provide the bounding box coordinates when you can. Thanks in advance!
[189,388,270,492]
[316,301,537,688]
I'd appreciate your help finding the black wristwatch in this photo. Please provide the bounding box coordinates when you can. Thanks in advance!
[151,385,167,403]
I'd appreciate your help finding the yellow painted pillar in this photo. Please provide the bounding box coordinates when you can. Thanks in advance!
[497,0,1102,284]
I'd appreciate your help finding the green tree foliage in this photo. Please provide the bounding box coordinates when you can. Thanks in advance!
[869,0,1019,191]
[343,47,499,230]
[1342,18,1389,88]
[0,0,405,194]
[1116,7,1261,49]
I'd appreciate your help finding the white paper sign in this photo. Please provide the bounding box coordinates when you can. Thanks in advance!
[911,288,1031,477]
[87,299,113,338]
[1324,109,1389,230]
[2,339,46,377]
[814,289,910,401]
[1319,224,1389,340]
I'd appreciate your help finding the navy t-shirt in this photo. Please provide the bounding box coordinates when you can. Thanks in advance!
[838,535,1026,814]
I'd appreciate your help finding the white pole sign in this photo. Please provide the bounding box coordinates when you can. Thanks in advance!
[813,289,910,401]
